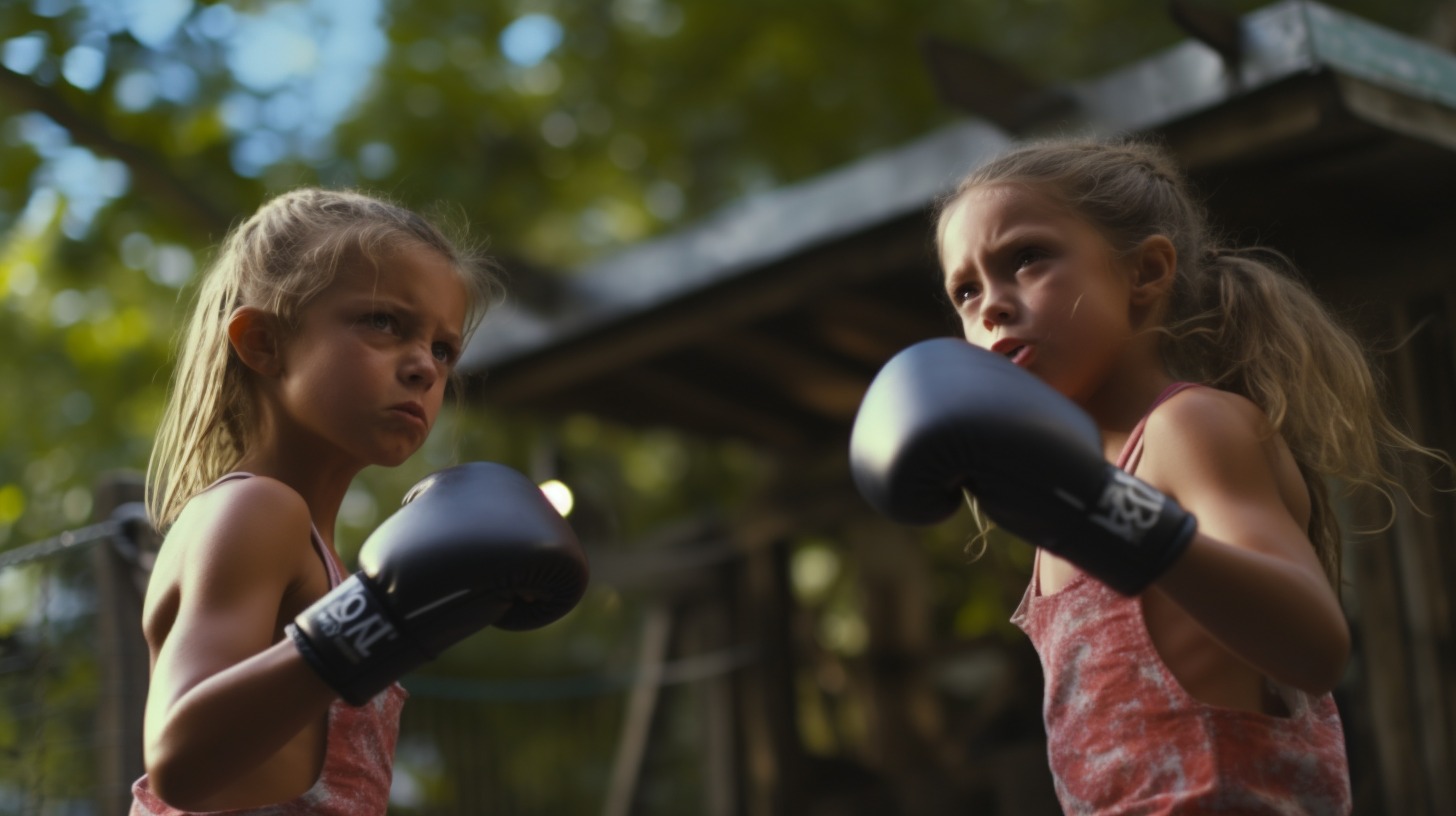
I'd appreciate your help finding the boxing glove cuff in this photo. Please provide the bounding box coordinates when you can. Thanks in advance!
[287,573,431,706]
[1058,466,1197,596]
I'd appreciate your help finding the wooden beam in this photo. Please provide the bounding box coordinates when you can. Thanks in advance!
[617,367,809,448]
[474,218,930,406]
[813,292,949,344]
[810,293,951,367]
[816,322,911,366]
[1163,78,1327,170]
[701,329,872,421]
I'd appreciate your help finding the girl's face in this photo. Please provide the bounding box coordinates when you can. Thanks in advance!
[940,183,1137,402]
[275,245,468,468]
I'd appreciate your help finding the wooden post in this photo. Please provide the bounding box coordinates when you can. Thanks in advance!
[91,472,153,815]
[846,516,969,814]
[701,603,739,816]
[602,602,674,816]
[733,539,804,816]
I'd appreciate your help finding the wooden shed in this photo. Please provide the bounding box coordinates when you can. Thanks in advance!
[461,3,1456,813]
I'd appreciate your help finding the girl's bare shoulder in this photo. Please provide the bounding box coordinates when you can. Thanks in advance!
[165,476,313,565]
[145,477,315,639]
[1137,385,1294,492]
[1142,386,1276,454]
[1138,385,1309,519]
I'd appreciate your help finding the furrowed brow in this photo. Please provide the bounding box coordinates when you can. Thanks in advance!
[437,326,463,346]
[992,228,1058,252]
[346,292,410,312]
[944,259,986,300]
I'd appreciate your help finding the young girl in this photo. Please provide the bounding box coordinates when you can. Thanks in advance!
[133,189,499,813]
[918,138,1435,813]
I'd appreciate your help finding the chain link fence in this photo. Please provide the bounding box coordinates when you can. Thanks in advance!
[0,489,152,816]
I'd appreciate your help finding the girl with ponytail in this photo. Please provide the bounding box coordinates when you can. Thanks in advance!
[135,189,498,813]
[930,137,1442,814]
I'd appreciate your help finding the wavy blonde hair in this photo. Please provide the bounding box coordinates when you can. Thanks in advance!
[146,188,501,530]
[936,137,1446,587]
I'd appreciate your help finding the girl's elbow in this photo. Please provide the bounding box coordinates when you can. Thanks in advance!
[145,741,212,810]
[145,762,189,810]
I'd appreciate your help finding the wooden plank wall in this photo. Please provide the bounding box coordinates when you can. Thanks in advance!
[1342,283,1456,816]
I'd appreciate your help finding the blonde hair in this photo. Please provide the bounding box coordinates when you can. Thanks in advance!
[147,188,502,530]
[936,137,1445,587]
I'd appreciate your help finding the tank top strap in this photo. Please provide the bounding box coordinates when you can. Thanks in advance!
[309,526,346,588]
[200,472,345,588]
[202,471,255,491]
[1117,382,1203,473]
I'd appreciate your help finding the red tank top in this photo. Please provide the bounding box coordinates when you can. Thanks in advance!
[131,473,407,816]
[1011,383,1351,816]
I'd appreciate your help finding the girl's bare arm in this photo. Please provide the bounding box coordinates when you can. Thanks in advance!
[1142,389,1350,695]
[143,477,337,808]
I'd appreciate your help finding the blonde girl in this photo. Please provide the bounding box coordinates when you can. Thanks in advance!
[133,189,497,813]
[858,137,1445,815]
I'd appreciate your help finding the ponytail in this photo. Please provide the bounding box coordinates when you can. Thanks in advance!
[1161,247,1436,586]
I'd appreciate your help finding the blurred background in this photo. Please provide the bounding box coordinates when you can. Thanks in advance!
[2,0,1456,814]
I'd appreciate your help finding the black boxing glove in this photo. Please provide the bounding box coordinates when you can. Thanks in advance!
[287,462,589,705]
[849,338,1195,596]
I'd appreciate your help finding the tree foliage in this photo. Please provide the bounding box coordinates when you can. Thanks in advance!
[0,0,1439,551]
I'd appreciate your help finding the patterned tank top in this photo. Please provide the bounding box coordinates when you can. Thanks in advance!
[131,473,407,815]
[1011,383,1351,816]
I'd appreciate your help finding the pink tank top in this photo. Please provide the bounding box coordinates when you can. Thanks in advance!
[131,473,407,816]
[1011,383,1351,816]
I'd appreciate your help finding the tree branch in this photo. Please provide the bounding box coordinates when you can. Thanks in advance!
[0,65,232,237]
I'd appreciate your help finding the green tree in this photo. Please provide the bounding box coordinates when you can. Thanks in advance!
[0,0,1441,551]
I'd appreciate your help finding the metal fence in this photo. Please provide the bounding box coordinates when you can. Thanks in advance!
[0,492,151,815]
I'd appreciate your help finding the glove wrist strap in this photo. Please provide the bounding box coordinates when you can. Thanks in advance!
[289,573,427,706]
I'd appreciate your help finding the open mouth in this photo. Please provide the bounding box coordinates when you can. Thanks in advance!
[1003,345,1033,367]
